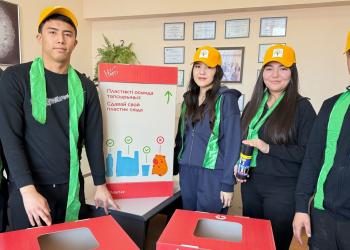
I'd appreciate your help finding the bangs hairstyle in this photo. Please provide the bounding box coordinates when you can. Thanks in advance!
[38,14,77,36]
[183,62,224,130]
[241,63,300,144]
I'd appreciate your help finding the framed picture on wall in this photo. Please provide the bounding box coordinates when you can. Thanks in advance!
[178,70,184,87]
[225,18,250,39]
[164,22,185,40]
[217,47,245,83]
[193,21,216,40]
[259,17,287,37]
[258,43,286,63]
[0,1,20,65]
[164,46,185,64]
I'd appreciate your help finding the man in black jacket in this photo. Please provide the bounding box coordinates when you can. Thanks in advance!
[293,32,350,250]
[0,6,118,230]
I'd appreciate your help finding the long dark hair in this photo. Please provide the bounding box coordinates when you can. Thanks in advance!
[241,64,300,144]
[183,63,224,130]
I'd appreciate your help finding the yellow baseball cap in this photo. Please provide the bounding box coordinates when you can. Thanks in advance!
[38,6,78,29]
[345,32,350,53]
[263,44,296,67]
[193,46,222,67]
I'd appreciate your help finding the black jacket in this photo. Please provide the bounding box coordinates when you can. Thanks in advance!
[248,98,316,178]
[0,62,106,189]
[296,93,350,220]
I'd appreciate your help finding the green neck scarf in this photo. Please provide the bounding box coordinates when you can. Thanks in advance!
[314,90,350,209]
[177,95,223,170]
[247,91,285,167]
[30,57,84,221]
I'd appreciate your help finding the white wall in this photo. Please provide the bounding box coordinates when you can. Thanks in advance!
[83,0,350,19]
[90,4,350,112]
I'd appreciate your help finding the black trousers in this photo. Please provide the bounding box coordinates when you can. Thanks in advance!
[7,181,86,231]
[241,173,296,250]
[309,207,350,250]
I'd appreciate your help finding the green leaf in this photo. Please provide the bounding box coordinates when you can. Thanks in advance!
[94,35,139,81]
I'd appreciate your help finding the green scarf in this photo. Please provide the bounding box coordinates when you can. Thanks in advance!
[177,95,223,169]
[247,91,285,167]
[30,57,84,221]
[314,90,350,209]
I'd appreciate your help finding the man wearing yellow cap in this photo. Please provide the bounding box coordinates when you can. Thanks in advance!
[0,6,118,230]
[293,32,350,249]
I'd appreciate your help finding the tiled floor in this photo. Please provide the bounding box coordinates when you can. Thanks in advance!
[145,183,309,250]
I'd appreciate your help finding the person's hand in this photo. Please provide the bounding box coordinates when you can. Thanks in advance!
[20,185,52,227]
[234,164,248,183]
[293,212,311,245]
[242,138,269,154]
[220,191,233,208]
[94,184,120,214]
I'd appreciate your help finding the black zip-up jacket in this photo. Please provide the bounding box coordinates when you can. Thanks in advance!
[295,93,350,220]
[0,62,106,189]
[248,98,316,178]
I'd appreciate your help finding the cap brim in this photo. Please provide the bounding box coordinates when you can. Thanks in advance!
[263,59,294,67]
[193,60,218,68]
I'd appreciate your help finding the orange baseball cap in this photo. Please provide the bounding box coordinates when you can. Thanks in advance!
[38,6,78,29]
[263,44,296,67]
[193,46,222,67]
[345,32,350,53]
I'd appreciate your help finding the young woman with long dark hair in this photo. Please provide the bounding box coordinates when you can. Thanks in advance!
[237,44,316,250]
[174,46,241,214]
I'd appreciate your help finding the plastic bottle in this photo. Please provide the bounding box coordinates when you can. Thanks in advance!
[236,144,253,180]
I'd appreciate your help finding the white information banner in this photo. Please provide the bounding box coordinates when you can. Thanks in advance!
[98,63,178,198]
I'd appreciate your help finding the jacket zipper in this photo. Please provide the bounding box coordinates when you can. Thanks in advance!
[188,125,196,165]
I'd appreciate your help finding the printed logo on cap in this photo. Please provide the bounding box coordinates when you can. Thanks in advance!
[272,48,284,58]
[199,49,209,58]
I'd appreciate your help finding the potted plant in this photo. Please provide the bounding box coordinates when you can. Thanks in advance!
[94,35,139,81]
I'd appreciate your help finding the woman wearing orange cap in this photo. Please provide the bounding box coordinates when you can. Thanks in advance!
[174,46,241,214]
[236,44,316,250]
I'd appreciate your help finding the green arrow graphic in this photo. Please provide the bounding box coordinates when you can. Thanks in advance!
[164,91,173,104]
